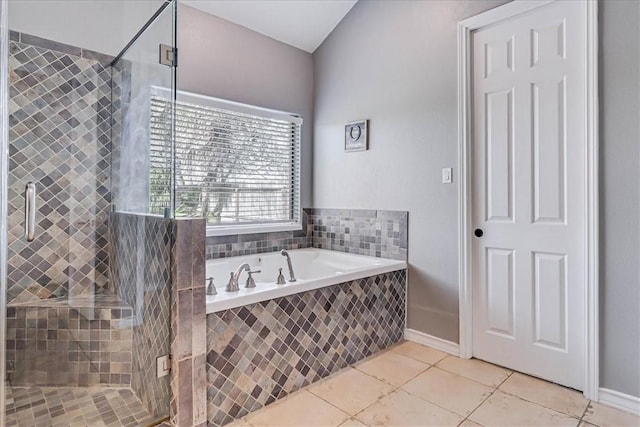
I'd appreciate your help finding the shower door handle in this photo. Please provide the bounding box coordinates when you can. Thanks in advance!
[24,182,36,242]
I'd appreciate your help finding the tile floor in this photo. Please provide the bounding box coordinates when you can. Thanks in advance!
[228,341,640,427]
[5,386,160,427]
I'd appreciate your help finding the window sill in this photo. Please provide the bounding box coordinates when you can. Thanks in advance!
[206,222,302,237]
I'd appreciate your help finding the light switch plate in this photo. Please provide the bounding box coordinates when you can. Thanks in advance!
[157,355,170,378]
[442,168,453,184]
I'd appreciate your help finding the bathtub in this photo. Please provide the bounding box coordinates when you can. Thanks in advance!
[205,248,407,313]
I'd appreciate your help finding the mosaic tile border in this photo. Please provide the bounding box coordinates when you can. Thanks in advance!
[206,270,406,426]
[9,30,115,64]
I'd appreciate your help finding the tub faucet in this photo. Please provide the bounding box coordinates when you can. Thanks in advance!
[280,250,296,282]
[226,263,250,292]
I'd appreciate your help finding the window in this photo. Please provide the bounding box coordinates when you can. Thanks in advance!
[149,88,302,234]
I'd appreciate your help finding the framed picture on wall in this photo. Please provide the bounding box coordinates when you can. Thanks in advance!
[345,120,369,152]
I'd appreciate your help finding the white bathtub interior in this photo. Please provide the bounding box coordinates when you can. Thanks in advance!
[205,248,406,313]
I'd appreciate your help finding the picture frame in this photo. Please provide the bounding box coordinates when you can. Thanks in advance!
[344,120,369,152]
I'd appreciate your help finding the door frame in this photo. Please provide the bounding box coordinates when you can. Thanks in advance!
[456,0,599,400]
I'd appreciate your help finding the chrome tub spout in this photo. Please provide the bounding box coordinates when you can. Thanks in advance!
[280,249,296,282]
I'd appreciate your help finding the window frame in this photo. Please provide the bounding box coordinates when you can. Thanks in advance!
[150,86,303,236]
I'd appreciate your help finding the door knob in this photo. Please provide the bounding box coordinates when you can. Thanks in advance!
[474,228,484,237]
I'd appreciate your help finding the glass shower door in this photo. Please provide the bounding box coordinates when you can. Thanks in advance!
[2,1,176,425]
[1,0,10,424]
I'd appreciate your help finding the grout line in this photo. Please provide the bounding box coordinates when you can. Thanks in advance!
[388,341,449,365]
[458,369,514,426]
[433,356,513,389]
[577,400,593,426]
[352,359,431,390]
[493,375,590,422]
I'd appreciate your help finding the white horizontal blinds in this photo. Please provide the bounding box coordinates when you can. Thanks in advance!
[149,93,302,225]
[149,98,173,216]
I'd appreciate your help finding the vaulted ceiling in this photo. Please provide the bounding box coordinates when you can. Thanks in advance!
[181,0,358,53]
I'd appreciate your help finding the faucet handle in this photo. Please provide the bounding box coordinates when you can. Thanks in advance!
[225,272,238,292]
[206,277,217,296]
[245,270,261,289]
[276,268,286,285]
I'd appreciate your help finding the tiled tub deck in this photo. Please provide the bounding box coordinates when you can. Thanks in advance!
[206,269,407,426]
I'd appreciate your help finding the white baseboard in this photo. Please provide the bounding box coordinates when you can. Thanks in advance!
[598,388,640,416]
[404,328,460,356]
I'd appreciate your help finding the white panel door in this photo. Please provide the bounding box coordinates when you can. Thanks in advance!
[472,0,586,390]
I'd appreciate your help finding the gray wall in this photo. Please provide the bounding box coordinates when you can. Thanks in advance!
[313,0,507,342]
[313,0,640,398]
[7,0,164,57]
[599,0,640,399]
[177,4,314,209]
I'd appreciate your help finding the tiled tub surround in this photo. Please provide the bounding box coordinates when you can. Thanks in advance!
[205,212,312,260]
[205,248,407,313]
[308,209,408,260]
[206,270,407,426]
[109,212,172,419]
[205,208,408,261]
[7,32,113,304]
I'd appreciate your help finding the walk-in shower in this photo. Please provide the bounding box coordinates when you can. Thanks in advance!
[1,1,179,425]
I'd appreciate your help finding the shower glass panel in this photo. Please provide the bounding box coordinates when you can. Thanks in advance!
[109,0,177,421]
[2,0,176,425]
[1,0,10,424]
[112,2,177,217]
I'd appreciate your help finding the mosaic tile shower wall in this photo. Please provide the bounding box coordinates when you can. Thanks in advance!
[206,270,406,426]
[6,32,112,304]
[109,212,172,419]
[205,209,408,261]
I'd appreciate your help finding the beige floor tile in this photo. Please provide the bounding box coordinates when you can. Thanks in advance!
[469,391,579,427]
[356,389,463,427]
[401,367,493,416]
[338,418,368,427]
[499,372,589,418]
[355,350,429,387]
[582,401,640,427]
[436,356,511,387]
[309,367,394,415]
[578,422,598,427]
[245,391,350,427]
[459,420,485,427]
[226,419,252,427]
[390,341,449,365]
